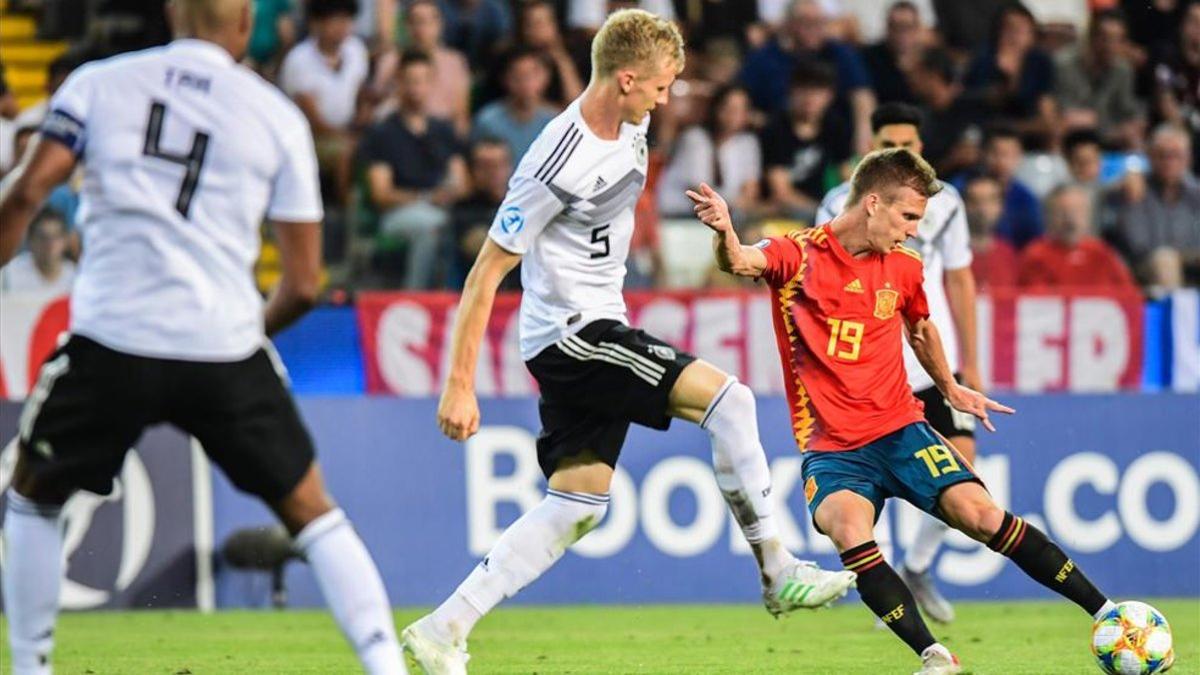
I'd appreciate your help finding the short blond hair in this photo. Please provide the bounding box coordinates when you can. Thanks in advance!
[591,9,685,80]
[847,148,942,205]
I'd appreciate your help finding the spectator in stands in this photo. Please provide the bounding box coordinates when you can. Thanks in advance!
[0,209,75,294]
[1019,184,1137,289]
[437,0,513,68]
[1149,1,1200,170]
[739,0,876,154]
[280,0,369,201]
[359,49,468,289]
[658,85,762,218]
[932,0,1007,57]
[372,0,471,135]
[1063,128,1105,216]
[451,138,520,290]
[862,1,926,106]
[957,124,1044,248]
[1105,123,1200,287]
[471,47,557,163]
[246,0,297,76]
[964,1,1055,131]
[761,61,852,224]
[512,1,585,108]
[964,174,1019,289]
[1055,9,1146,150]
[907,47,990,176]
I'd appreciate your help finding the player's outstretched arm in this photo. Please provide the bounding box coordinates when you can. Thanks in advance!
[0,137,77,266]
[907,317,1014,432]
[438,238,521,441]
[685,183,767,278]
[264,220,322,335]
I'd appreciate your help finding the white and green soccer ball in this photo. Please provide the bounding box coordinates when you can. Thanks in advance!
[1092,601,1174,675]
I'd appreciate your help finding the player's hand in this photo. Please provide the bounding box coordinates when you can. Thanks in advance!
[438,385,480,441]
[945,384,1014,433]
[685,183,733,233]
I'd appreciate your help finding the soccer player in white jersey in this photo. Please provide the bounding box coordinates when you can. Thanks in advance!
[816,102,979,624]
[400,10,855,673]
[0,2,404,673]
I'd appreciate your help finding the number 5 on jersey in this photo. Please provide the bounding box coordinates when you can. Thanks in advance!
[143,101,210,218]
[826,318,864,361]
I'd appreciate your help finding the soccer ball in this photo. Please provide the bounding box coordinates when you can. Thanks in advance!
[1092,601,1174,674]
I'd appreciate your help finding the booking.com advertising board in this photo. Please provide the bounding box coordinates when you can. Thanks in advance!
[212,393,1200,609]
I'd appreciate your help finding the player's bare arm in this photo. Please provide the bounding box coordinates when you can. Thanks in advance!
[0,137,77,265]
[264,220,322,336]
[686,183,767,278]
[945,266,981,391]
[906,316,1013,432]
[437,238,521,441]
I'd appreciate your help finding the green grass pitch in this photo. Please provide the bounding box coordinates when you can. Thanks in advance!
[3,599,1196,673]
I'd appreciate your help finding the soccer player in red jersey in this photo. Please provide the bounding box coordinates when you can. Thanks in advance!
[688,149,1118,674]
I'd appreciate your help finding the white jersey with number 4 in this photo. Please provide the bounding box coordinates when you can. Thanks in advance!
[817,180,972,392]
[488,98,650,360]
[40,39,322,361]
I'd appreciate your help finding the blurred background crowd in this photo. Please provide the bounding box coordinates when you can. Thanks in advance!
[0,0,1196,298]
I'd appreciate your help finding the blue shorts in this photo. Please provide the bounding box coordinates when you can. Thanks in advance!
[801,422,983,531]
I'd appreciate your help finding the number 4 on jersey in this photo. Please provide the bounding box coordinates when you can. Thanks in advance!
[143,101,210,218]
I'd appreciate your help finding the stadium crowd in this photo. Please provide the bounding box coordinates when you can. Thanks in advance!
[1,0,1197,297]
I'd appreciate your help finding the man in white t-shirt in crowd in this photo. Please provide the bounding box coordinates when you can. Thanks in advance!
[817,102,979,626]
[280,0,368,199]
[0,208,75,295]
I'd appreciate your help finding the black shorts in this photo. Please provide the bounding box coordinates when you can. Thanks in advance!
[19,335,315,501]
[915,373,976,441]
[525,320,697,478]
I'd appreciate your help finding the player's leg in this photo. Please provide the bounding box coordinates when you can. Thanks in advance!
[897,382,978,623]
[936,480,1114,620]
[3,337,151,675]
[174,350,404,675]
[668,358,855,612]
[806,449,950,668]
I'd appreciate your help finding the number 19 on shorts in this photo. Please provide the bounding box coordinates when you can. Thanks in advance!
[914,444,961,477]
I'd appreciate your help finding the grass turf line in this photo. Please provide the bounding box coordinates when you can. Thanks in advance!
[1,599,1196,674]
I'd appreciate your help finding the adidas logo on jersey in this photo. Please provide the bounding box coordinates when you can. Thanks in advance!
[592,175,607,192]
[844,278,864,294]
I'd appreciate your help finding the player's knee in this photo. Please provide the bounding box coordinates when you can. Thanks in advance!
[711,380,756,424]
[947,498,1004,542]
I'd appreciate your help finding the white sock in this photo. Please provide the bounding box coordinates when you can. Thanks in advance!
[702,378,787,574]
[436,490,608,641]
[3,491,63,675]
[295,508,406,675]
[1093,599,1118,621]
[902,514,950,575]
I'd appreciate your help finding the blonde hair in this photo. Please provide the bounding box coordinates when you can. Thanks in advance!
[847,148,942,205]
[591,9,685,80]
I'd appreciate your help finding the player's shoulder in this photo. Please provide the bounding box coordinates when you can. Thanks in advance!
[932,180,965,207]
[887,243,924,269]
[514,104,584,181]
[780,225,829,251]
[64,45,166,85]
[223,66,310,137]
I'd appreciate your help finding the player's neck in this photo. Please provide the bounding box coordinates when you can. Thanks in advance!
[579,83,623,141]
[173,33,242,61]
[828,213,874,259]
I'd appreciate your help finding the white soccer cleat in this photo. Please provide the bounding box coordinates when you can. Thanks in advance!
[763,560,857,616]
[401,615,469,675]
[915,644,961,675]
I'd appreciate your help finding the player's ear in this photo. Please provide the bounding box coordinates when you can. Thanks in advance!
[618,70,635,96]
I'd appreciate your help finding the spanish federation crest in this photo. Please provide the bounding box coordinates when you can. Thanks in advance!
[633,131,648,166]
[874,288,899,320]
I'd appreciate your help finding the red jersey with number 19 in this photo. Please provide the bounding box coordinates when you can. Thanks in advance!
[758,225,930,452]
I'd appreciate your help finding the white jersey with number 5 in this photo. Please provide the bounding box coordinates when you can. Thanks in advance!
[40,39,322,361]
[488,98,650,360]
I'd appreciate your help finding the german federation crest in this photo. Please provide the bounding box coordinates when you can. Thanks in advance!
[874,288,899,320]
[633,132,648,166]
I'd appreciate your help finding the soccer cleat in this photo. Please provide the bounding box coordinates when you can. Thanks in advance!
[900,565,955,624]
[915,644,961,675]
[401,615,469,675]
[763,560,857,616]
